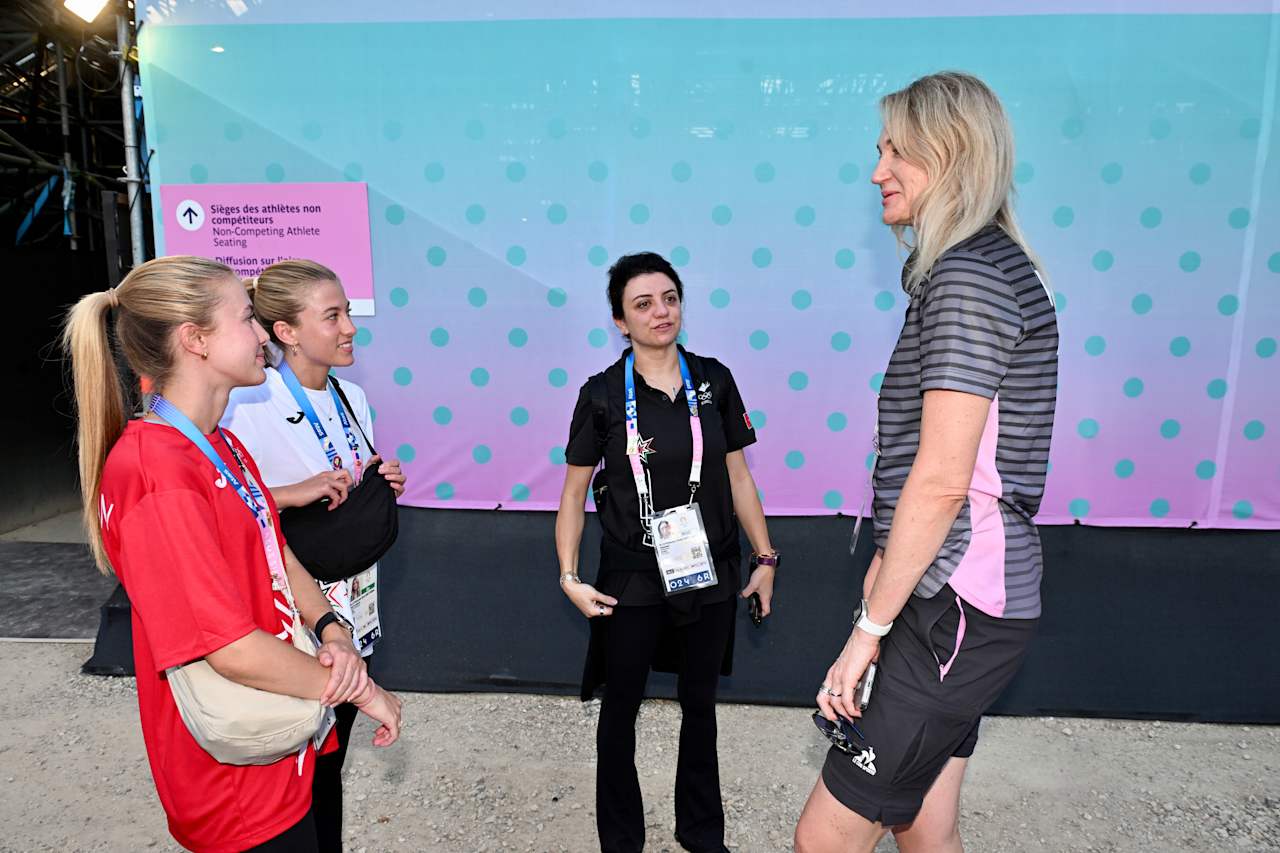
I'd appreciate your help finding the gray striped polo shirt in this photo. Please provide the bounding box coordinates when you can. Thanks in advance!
[872,224,1058,619]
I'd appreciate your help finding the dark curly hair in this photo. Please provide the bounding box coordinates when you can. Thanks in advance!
[606,251,684,322]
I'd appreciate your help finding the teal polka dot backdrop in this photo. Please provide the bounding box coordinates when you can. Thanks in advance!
[140,11,1277,525]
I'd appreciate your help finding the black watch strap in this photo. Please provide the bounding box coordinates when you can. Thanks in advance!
[314,612,351,640]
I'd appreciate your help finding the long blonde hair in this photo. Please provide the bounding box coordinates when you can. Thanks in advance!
[61,256,235,573]
[881,71,1043,294]
[246,259,340,359]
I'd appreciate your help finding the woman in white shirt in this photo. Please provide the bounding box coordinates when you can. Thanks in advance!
[222,259,406,853]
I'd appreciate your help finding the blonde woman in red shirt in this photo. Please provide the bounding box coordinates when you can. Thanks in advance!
[63,256,403,852]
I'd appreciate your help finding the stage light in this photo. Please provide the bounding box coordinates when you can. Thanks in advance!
[64,0,111,24]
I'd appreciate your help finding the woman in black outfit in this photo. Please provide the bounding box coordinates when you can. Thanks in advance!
[555,252,780,853]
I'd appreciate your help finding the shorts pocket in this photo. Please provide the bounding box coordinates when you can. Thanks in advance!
[927,597,962,673]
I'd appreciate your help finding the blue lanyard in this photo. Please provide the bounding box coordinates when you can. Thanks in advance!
[277,362,363,476]
[149,395,268,527]
[624,351,700,421]
[623,349,704,494]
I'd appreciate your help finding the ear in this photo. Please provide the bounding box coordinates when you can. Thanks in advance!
[612,315,631,339]
[174,322,207,359]
[273,319,299,348]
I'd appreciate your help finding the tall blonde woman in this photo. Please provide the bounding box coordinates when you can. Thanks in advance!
[64,256,402,852]
[795,72,1058,852]
[223,259,405,852]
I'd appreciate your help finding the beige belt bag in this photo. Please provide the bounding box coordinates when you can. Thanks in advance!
[165,611,324,765]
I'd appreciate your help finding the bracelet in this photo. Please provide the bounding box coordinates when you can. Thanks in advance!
[559,573,581,588]
[750,551,781,571]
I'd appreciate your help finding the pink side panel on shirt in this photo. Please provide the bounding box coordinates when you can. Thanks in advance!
[947,395,1007,617]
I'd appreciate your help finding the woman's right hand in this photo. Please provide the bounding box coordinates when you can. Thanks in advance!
[355,682,403,747]
[562,578,618,619]
[296,469,354,510]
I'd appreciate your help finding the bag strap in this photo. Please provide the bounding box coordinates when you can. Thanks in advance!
[326,375,378,457]
[586,355,710,455]
[588,372,609,456]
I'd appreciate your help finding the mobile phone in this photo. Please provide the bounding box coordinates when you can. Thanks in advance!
[855,662,878,710]
[747,592,763,626]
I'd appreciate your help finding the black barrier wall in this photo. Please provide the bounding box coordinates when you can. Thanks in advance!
[4,247,100,533]
[86,507,1279,723]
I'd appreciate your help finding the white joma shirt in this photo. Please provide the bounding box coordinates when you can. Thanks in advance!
[222,364,378,655]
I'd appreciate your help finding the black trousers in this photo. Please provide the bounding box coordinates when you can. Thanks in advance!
[596,598,735,853]
[244,808,318,852]
[311,701,360,853]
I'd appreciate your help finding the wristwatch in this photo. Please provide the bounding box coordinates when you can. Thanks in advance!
[852,598,893,637]
[315,611,354,641]
[750,551,781,571]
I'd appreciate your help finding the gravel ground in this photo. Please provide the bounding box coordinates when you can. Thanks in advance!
[1,642,1276,852]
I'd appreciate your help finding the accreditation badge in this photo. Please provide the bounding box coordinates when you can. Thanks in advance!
[650,503,718,596]
[350,565,381,653]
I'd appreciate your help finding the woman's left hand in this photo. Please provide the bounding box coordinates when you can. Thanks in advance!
[740,564,775,618]
[317,636,369,706]
[375,457,407,496]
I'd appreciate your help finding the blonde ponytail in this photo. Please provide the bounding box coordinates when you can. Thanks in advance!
[61,256,235,574]
[61,291,128,573]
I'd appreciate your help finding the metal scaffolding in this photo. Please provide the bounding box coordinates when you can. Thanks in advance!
[0,0,146,279]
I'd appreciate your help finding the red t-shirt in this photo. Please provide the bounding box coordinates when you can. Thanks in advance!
[100,420,316,853]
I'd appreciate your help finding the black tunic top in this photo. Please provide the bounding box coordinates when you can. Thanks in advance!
[565,346,757,608]
[567,347,757,698]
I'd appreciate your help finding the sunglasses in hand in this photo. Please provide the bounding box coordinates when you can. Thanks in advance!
[811,710,869,756]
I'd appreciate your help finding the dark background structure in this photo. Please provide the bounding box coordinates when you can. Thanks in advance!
[2,0,145,533]
[80,509,1280,723]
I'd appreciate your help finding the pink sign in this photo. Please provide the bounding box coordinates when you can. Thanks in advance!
[158,182,376,315]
